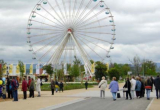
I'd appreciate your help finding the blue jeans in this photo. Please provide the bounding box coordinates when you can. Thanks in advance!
[112,92,117,99]
[13,90,18,101]
[146,89,151,98]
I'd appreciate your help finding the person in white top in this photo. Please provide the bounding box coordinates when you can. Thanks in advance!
[98,76,107,99]
[36,77,41,97]
[130,76,136,98]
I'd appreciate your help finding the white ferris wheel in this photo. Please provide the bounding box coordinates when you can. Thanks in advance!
[27,0,116,76]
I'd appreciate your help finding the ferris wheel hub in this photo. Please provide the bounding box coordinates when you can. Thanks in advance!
[68,28,73,32]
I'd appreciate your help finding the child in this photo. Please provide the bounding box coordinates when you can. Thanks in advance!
[59,81,64,92]
[2,85,6,99]
[0,85,2,98]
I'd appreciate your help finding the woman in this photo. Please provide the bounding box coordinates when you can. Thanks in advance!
[29,78,35,98]
[22,77,27,99]
[109,77,119,101]
[135,77,141,99]
[123,78,132,100]
[98,76,107,99]
[145,77,152,100]
[51,79,55,95]
[36,77,41,97]
[55,80,59,92]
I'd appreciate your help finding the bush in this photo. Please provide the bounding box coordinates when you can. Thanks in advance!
[108,68,120,81]
[41,83,98,91]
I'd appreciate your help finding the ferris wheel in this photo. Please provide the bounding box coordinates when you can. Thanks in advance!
[27,0,116,76]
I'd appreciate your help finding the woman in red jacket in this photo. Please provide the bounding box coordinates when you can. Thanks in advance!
[22,77,27,99]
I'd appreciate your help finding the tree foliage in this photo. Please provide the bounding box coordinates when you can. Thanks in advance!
[0,59,6,78]
[95,61,107,80]
[108,68,120,81]
[18,60,25,81]
[42,64,54,78]
[57,69,64,81]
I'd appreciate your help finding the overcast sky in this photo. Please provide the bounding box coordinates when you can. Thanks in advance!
[0,0,160,64]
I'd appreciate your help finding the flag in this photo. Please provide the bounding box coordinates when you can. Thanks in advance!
[91,63,95,73]
[106,63,109,72]
[24,64,26,75]
[16,64,20,74]
[30,64,33,74]
[9,64,13,74]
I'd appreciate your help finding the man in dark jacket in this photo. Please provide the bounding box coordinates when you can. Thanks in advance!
[154,75,160,99]
[150,76,154,92]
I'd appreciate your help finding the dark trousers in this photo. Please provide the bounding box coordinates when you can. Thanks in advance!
[13,90,18,101]
[85,86,88,90]
[8,90,12,98]
[59,88,63,92]
[140,89,145,97]
[51,89,54,95]
[156,89,160,99]
[136,91,140,98]
[126,91,132,99]
[29,90,31,97]
[23,91,27,99]
[30,90,34,98]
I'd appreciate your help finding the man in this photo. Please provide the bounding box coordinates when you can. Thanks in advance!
[150,76,154,92]
[28,76,32,98]
[130,76,136,99]
[11,77,19,101]
[51,79,55,95]
[22,77,27,99]
[154,75,160,99]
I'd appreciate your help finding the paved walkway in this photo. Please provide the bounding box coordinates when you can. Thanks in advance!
[0,83,159,110]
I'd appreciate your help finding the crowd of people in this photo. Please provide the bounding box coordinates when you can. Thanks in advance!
[0,76,64,102]
[98,75,160,101]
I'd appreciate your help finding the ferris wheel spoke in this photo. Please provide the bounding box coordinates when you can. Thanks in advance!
[35,12,65,29]
[40,6,66,29]
[39,36,64,61]
[54,0,67,27]
[78,25,115,30]
[75,9,106,29]
[76,35,104,60]
[72,0,84,25]
[28,27,64,32]
[28,32,62,38]
[47,0,67,25]
[76,34,109,52]
[62,0,69,27]
[34,36,63,53]
[75,31,112,35]
[75,2,100,27]
[73,0,93,27]
[31,35,61,45]
[75,32,112,43]
[76,16,110,29]
[30,19,64,30]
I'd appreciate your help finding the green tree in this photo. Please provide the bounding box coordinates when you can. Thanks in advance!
[18,60,25,82]
[141,59,157,76]
[95,61,107,81]
[69,56,81,81]
[108,68,120,81]
[57,69,64,81]
[42,64,54,80]
[0,59,6,78]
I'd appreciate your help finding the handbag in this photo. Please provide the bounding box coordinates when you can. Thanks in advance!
[117,92,121,98]
[123,88,128,91]
[145,86,151,89]
[99,82,105,88]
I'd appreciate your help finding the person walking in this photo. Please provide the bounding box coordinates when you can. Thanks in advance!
[28,76,32,98]
[145,77,152,100]
[55,80,59,93]
[150,76,154,92]
[109,77,119,101]
[140,77,145,97]
[123,78,132,100]
[154,75,160,99]
[51,79,55,95]
[98,76,107,99]
[130,76,136,99]
[29,78,35,98]
[36,77,41,97]
[85,81,88,90]
[59,81,64,92]
[22,77,27,99]
[135,77,141,99]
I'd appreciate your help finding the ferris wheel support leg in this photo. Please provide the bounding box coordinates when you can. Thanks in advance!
[70,32,93,76]
[48,33,69,64]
